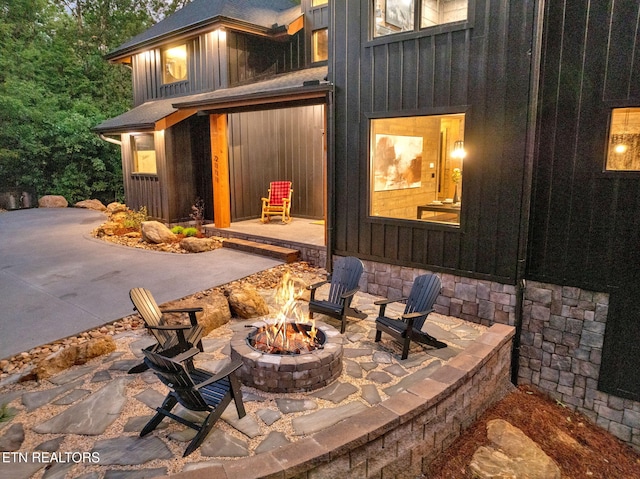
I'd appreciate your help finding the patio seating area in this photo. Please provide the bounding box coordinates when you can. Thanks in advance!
[0,284,516,478]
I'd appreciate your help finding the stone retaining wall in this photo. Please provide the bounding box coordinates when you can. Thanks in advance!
[166,323,515,479]
[356,260,640,452]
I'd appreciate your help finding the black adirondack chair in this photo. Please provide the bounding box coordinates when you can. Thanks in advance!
[307,256,366,333]
[128,287,205,373]
[140,348,246,457]
[374,273,447,359]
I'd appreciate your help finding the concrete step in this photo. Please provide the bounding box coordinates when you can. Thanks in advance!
[222,238,300,263]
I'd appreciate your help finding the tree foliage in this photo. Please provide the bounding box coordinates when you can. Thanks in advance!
[0,0,176,204]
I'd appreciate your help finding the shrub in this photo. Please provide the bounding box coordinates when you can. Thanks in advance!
[183,227,198,237]
[122,206,148,230]
[0,403,14,423]
[171,225,184,234]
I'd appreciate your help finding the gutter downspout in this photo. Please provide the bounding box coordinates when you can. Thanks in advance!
[325,89,335,273]
[99,133,122,146]
[512,0,545,385]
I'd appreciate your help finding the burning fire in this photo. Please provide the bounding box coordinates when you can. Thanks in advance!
[250,272,321,354]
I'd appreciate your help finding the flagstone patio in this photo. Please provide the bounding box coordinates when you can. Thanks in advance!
[0,289,492,478]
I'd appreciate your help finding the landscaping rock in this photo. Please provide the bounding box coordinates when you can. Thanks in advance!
[38,195,68,208]
[106,202,128,214]
[33,337,116,380]
[0,423,24,451]
[75,199,107,211]
[468,419,561,479]
[180,237,217,253]
[162,290,231,336]
[225,284,270,318]
[141,221,176,244]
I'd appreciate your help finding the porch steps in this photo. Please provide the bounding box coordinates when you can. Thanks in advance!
[222,238,300,263]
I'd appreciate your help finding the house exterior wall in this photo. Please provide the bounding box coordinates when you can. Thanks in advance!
[330,0,536,284]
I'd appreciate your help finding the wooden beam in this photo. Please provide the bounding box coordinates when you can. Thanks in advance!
[155,108,197,131]
[287,16,304,35]
[210,114,231,228]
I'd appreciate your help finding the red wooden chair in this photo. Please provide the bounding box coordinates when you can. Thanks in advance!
[261,181,293,223]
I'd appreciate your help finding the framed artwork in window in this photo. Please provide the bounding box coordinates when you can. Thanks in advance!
[372,134,423,191]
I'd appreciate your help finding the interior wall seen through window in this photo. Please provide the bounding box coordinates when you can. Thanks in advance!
[132,134,157,174]
[606,107,640,171]
[370,114,465,225]
[162,44,188,84]
[312,29,329,62]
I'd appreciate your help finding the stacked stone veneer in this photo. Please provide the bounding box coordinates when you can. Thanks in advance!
[168,324,514,479]
[518,281,640,451]
[358,260,517,327]
[356,259,640,452]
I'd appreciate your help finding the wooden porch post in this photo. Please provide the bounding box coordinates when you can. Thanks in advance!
[210,114,231,228]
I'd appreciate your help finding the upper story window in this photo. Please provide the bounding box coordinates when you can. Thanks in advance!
[370,113,465,225]
[131,134,157,174]
[312,0,328,5]
[312,28,329,63]
[374,0,467,38]
[606,107,640,171]
[162,44,188,84]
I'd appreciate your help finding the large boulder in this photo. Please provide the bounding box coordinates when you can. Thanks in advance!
[468,419,561,479]
[225,284,270,319]
[180,237,217,253]
[32,336,116,380]
[162,290,231,336]
[75,199,107,211]
[38,195,68,208]
[141,221,176,244]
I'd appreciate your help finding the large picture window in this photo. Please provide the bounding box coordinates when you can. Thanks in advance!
[162,44,188,84]
[606,107,640,171]
[374,0,467,37]
[131,134,157,174]
[370,114,465,225]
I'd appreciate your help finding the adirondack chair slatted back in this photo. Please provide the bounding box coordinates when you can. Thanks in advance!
[404,274,441,331]
[143,349,211,411]
[268,181,292,206]
[130,288,173,346]
[327,256,364,304]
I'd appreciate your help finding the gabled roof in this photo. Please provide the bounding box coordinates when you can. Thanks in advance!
[107,0,302,61]
[94,66,329,134]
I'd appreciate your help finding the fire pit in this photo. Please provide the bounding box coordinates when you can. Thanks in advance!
[229,272,343,393]
[230,320,342,393]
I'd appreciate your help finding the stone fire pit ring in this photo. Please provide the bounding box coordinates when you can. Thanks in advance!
[230,320,343,393]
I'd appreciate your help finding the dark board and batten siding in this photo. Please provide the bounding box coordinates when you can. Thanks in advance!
[528,0,640,401]
[331,0,536,283]
[227,105,325,221]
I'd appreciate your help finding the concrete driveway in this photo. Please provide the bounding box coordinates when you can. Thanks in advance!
[0,208,281,360]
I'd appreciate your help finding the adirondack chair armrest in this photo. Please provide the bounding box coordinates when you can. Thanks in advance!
[146,323,195,331]
[402,310,432,320]
[162,307,203,326]
[307,279,330,290]
[171,347,201,364]
[340,287,360,300]
[194,361,244,389]
[375,296,408,316]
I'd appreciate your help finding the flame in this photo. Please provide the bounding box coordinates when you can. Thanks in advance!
[254,271,319,354]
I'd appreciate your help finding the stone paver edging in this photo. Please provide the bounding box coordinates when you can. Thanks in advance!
[162,323,515,479]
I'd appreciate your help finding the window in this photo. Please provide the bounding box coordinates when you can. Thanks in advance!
[131,134,157,174]
[374,0,467,38]
[370,114,465,225]
[312,0,328,5]
[606,107,640,171]
[312,28,328,63]
[162,44,187,84]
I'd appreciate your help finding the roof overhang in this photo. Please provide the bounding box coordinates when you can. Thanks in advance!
[94,67,330,135]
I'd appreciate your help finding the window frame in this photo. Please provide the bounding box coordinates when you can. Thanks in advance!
[366,110,467,228]
[161,43,189,85]
[130,133,158,175]
[603,106,640,173]
[370,0,473,42]
[311,28,329,64]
